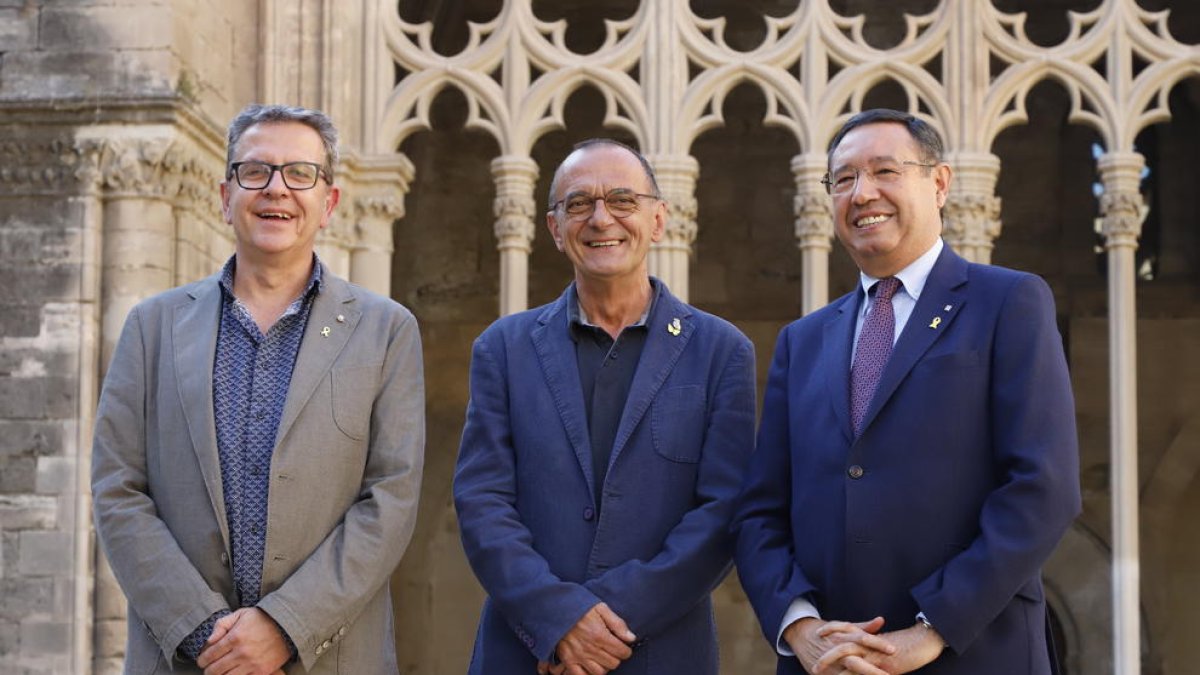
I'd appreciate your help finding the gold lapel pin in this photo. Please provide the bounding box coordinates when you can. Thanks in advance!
[929,317,942,329]
[321,326,331,337]
[667,318,681,336]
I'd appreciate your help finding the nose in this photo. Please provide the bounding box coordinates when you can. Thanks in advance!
[587,197,616,226]
[850,171,880,204]
[262,167,289,195]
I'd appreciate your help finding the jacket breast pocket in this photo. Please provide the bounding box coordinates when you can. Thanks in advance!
[651,385,707,463]
[331,363,382,440]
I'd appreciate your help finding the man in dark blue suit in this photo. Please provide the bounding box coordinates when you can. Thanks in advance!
[733,109,1080,675]
[455,139,757,675]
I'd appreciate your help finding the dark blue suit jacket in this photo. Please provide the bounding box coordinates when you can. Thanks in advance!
[455,281,756,674]
[734,247,1080,674]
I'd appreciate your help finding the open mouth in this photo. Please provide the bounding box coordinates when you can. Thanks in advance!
[854,214,890,228]
[257,211,294,221]
[587,240,621,248]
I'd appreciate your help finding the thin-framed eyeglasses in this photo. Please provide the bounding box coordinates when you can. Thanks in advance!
[821,160,937,196]
[552,189,660,219]
[229,161,330,191]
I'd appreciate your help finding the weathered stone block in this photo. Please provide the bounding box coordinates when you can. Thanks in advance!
[0,265,80,304]
[0,9,37,51]
[39,5,172,51]
[0,495,57,530]
[0,456,35,493]
[16,531,72,577]
[0,50,177,101]
[0,577,54,620]
[18,620,70,656]
[0,421,63,458]
[35,456,73,494]
[0,376,76,420]
[0,305,41,337]
[0,619,16,658]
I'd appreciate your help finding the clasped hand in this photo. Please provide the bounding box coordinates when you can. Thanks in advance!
[536,602,636,675]
[195,607,290,675]
[785,616,944,675]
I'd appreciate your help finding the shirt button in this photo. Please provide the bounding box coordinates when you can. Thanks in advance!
[847,465,864,479]
[220,552,229,565]
[583,507,595,521]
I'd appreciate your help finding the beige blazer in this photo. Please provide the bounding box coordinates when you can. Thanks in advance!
[92,265,425,674]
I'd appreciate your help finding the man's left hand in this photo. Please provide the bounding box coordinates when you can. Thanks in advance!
[814,622,945,675]
[196,607,290,675]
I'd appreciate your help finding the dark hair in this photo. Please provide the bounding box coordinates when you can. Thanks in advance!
[225,104,339,183]
[827,109,944,168]
[548,138,660,209]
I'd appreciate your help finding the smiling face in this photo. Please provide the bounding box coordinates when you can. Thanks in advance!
[546,144,665,286]
[829,121,951,278]
[220,121,340,267]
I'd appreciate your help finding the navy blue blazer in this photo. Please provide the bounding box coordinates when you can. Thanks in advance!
[455,281,756,674]
[734,247,1080,675]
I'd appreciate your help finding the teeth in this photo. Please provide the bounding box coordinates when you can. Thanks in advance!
[259,212,291,220]
[855,214,888,227]
[588,241,619,247]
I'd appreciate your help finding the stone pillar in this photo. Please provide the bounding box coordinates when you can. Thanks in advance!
[1098,151,1146,675]
[942,152,1002,264]
[347,154,414,297]
[792,154,834,315]
[491,156,538,317]
[90,136,182,675]
[646,155,699,302]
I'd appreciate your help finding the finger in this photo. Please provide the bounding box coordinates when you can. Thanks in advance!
[595,603,636,643]
[854,616,886,634]
[537,662,549,675]
[582,659,609,675]
[816,620,856,637]
[814,643,858,673]
[854,632,897,655]
[838,654,890,675]
[196,638,231,669]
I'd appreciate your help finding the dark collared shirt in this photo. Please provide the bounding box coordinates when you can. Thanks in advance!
[178,256,319,661]
[567,280,660,503]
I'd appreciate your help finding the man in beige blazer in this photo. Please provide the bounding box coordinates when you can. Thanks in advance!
[91,104,425,674]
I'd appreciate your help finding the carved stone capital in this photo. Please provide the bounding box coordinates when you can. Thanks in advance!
[0,137,104,194]
[1099,191,1145,246]
[793,192,833,246]
[943,193,1002,241]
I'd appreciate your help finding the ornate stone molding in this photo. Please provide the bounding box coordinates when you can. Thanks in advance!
[1097,152,1147,249]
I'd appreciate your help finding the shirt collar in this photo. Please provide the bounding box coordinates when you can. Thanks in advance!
[567,278,660,336]
[218,254,324,302]
[857,237,943,304]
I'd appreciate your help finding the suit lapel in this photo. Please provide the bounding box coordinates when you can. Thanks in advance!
[859,247,969,435]
[608,289,693,470]
[173,276,230,549]
[274,269,359,451]
[531,292,597,502]
[823,293,860,443]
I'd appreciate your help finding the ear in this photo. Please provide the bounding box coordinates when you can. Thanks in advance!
[319,185,342,229]
[220,180,234,224]
[649,198,667,243]
[933,163,953,209]
[546,210,565,252]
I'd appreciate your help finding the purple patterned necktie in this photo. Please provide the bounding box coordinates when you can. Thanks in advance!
[850,276,901,437]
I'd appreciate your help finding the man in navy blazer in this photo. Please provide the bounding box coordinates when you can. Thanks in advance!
[734,110,1080,674]
[454,139,756,675]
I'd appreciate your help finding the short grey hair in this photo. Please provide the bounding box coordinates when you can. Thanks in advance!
[225,103,339,184]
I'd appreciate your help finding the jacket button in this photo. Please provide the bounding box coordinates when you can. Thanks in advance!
[583,507,595,521]
[847,465,864,479]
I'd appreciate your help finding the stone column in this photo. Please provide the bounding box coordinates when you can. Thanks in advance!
[1097,150,1146,675]
[646,155,699,302]
[90,137,181,675]
[491,156,538,317]
[347,154,414,297]
[792,154,834,315]
[942,152,1002,264]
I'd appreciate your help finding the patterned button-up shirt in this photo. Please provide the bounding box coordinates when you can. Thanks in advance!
[178,255,319,661]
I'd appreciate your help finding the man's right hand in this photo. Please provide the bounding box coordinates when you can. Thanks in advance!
[783,616,895,674]
[552,602,636,675]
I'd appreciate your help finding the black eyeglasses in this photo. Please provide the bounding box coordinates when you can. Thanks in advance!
[552,189,660,219]
[229,161,330,190]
